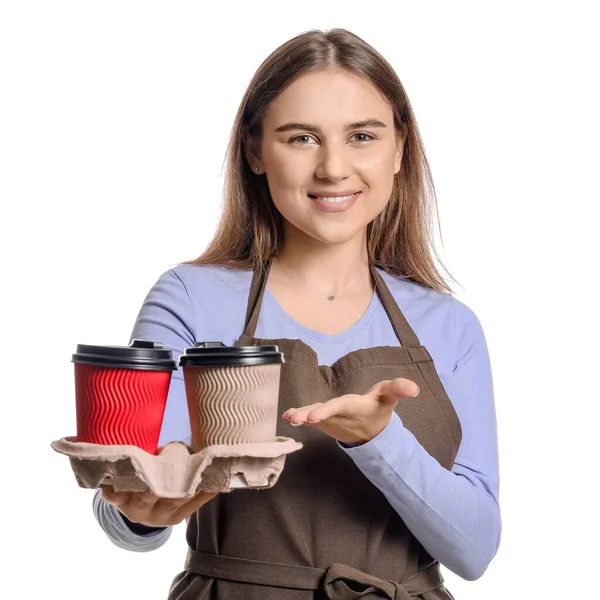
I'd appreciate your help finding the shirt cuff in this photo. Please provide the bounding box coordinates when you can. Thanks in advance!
[92,489,173,552]
[120,512,168,536]
[337,412,404,458]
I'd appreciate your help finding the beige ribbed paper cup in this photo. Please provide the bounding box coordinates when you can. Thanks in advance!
[179,342,284,452]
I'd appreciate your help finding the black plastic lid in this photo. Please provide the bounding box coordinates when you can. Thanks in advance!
[72,339,177,371]
[178,342,284,367]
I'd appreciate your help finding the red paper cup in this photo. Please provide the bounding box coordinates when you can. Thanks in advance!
[72,340,177,455]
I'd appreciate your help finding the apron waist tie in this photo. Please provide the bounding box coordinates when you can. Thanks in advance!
[184,549,445,599]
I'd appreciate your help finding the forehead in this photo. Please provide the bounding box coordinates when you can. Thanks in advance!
[264,69,393,127]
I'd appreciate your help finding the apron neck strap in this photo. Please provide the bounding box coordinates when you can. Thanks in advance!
[242,259,273,339]
[242,258,422,348]
[368,263,421,347]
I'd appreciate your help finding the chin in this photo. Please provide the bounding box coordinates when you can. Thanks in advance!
[299,223,366,246]
[277,204,378,247]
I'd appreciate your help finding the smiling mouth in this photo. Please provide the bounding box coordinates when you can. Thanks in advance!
[307,192,360,203]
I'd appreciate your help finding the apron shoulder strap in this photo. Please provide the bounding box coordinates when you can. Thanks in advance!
[242,259,272,338]
[370,264,422,347]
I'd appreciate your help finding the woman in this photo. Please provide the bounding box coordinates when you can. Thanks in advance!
[96,28,501,599]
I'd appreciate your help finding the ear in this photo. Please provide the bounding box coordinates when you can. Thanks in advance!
[242,126,264,175]
[393,136,405,175]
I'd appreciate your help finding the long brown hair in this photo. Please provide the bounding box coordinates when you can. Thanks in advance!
[180,28,458,295]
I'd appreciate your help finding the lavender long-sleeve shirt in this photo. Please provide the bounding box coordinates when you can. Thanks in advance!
[93,264,501,580]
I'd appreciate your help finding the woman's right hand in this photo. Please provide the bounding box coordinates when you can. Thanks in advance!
[101,485,218,528]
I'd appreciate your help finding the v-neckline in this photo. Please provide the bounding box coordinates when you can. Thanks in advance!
[262,282,382,345]
[242,260,422,349]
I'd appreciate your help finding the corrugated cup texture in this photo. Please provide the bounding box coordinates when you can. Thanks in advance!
[183,363,281,452]
[74,363,172,455]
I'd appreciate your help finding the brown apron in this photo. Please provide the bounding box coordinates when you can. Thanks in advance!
[167,260,462,600]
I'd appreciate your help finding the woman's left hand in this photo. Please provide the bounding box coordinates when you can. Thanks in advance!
[282,378,420,446]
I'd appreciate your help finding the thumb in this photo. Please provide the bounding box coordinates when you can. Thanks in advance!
[101,485,128,506]
[371,378,420,403]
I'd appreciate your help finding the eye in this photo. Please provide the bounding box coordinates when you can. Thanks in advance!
[289,134,318,145]
[350,132,375,143]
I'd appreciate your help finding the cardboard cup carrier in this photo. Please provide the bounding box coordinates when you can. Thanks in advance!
[51,340,301,497]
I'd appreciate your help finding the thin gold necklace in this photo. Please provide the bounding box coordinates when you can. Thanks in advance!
[273,260,339,302]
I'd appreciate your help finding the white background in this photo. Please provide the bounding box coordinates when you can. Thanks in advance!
[1,1,598,598]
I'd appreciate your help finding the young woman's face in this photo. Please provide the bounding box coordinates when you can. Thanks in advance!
[251,69,403,246]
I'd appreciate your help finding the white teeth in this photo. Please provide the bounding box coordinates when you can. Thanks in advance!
[315,194,355,203]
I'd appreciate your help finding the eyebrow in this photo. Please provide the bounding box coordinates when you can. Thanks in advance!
[274,119,388,134]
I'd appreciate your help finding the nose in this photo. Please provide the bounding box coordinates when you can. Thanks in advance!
[314,141,352,182]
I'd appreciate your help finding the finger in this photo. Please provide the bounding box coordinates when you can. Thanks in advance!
[101,487,132,507]
[174,491,218,522]
[281,407,298,420]
[284,403,325,425]
[129,489,159,511]
[160,497,187,512]
[101,484,120,504]
[100,484,115,499]
[372,378,420,402]
[304,395,353,423]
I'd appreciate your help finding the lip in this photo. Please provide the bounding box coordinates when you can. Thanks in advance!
[308,191,361,213]
[308,190,360,198]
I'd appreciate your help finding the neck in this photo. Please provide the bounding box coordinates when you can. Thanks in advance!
[271,226,374,297]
